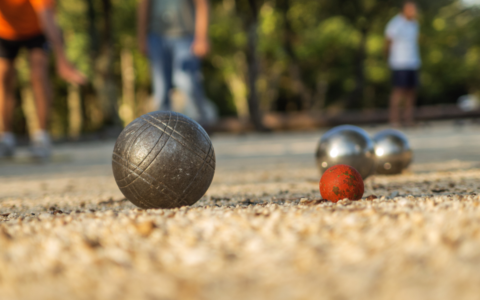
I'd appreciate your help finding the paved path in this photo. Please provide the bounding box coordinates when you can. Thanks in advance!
[0,121,478,179]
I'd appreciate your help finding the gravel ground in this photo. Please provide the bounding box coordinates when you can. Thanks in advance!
[0,122,480,300]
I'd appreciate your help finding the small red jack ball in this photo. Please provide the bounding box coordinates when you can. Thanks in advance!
[320,164,364,203]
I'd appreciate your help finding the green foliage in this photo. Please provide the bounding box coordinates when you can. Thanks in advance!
[13,0,480,136]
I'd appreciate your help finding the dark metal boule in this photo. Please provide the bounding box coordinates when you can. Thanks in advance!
[315,125,375,179]
[373,129,412,175]
[112,111,216,209]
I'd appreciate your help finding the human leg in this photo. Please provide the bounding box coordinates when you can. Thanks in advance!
[0,57,17,156]
[0,37,23,157]
[28,48,52,131]
[28,48,53,159]
[148,34,173,111]
[404,88,416,126]
[389,88,404,127]
[0,58,16,133]
[390,70,417,127]
[171,37,208,124]
[0,37,20,135]
[402,70,419,126]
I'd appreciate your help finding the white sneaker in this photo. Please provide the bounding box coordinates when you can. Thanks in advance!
[30,130,52,160]
[0,132,16,158]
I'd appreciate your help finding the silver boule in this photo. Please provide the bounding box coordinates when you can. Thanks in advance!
[315,125,375,179]
[112,111,216,209]
[373,129,412,175]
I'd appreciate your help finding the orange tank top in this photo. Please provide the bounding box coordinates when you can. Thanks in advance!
[0,0,54,40]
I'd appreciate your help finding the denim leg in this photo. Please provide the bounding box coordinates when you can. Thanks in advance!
[148,34,173,111]
[171,37,208,123]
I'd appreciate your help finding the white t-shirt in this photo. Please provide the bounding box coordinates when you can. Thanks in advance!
[385,14,421,70]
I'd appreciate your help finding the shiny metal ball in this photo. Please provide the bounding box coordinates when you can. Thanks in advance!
[315,125,375,179]
[112,111,216,209]
[373,129,412,175]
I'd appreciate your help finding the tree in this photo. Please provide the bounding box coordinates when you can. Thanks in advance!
[235,0,267,130]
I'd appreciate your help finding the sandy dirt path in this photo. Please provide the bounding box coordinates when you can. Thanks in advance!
[0,121,479,300]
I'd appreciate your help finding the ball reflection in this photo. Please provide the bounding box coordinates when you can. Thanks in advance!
[315,125,375,179]
[373,129,412,175]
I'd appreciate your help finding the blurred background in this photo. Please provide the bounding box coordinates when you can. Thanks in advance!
[9,0,480,139]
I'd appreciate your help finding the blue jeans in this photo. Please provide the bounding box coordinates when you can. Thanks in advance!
[148,34,207,122]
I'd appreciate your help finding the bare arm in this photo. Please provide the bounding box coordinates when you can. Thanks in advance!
[138,0,150,56]
[38,9,86,84]
[192,0,210,57]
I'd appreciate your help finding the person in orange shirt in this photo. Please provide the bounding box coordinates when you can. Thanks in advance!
[0,0,85,159]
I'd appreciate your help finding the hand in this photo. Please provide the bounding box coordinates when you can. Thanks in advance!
[191,38,210,58]
[56,57,87,85]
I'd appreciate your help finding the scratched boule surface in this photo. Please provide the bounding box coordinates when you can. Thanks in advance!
[1,126,480,300]
[112,111,215,209]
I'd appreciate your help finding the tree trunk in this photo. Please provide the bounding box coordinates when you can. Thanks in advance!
[312,77,329,111]
[279,0,312,110]
[225,55,249,119]
[120,49,136,126]
[86,0,99,55]
[348,28,368,109]
[245,0,265,130]
[67,85,82,139]
[288,64,312,110]
[92,0,120,127]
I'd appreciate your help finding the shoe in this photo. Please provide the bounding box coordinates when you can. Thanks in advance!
[0,132,16,158]
[30,130,52,161]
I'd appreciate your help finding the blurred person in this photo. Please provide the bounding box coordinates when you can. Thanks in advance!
[0,0,86,159]
[385,1,421,127]
[137,0,210,125]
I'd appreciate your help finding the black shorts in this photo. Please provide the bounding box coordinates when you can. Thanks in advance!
[392,70,419,88]
[0,34,48,60]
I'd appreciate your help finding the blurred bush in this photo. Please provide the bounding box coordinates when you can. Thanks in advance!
[12,0,480,136]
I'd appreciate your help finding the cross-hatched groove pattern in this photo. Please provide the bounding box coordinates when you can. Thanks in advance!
[148,114,212,150]
[113,120,154,208]
[115,113,179,208]
[113,154,179,207]
[142,114,215,171]
[174,142,214,207]
[113,157,166,208]
[142,114,215,169]
[114,121,151,182]
[128,114,176,187]
[115,113,172,183]
[112,111,216,208]
[113,153,179,196]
